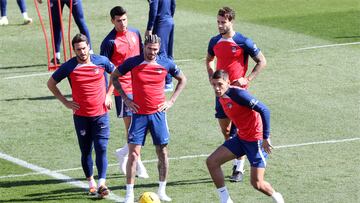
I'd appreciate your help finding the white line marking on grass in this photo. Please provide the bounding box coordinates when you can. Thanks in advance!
[292,41,360,51]
[3,72,51,80]
[1,137,359,180]
[0,152,124,202]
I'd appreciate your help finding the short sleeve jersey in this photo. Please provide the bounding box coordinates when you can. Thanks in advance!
[118,55,181,114]
[207,32,260,83]
[100,27,142,95]
[52,55,115,117]
[219,87,270,141]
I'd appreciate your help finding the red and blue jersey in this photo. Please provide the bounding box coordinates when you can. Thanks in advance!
[118,55,181,114]
[219,87,270,141]
[52,55,115,117]
[207,32,260,83]
[100,27,142,95]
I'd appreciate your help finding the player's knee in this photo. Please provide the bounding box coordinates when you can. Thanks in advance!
[206,155,218,169]
[250,180,263,191]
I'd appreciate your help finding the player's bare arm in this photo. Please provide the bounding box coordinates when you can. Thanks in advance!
[246,51,267,82]
[47,77,80,111]
[110,69,139,112]
[158,71,187,112]
[205,53,215,82]
[105,78,114,110]
[262,138,274,154]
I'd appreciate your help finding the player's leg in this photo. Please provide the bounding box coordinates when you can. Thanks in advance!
[150,112,171,201]
[73,115,96,194]
[124,114,148,203]
[206,136,243,203]
[70,0,92,52]
[50,1,64,63]
[245,140,284,203]
[16,0,32,24]
[0,0,8,26]
[92,113,110,198]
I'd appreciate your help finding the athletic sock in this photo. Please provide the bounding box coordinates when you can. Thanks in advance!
[88,178,96,188]
[98,178,106,187]
[271,191,284,203]
[55,52,60,60]
[158,181,167,194]
[126,184,134,196]
[22,12,29,19]
[235,159,245,172]
[217,186,231,203]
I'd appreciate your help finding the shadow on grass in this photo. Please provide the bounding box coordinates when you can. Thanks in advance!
[0,178,103,202]
[334,36,360,39]
[110,177,213,191]
[2,94,72,102]
[0,64,46,70]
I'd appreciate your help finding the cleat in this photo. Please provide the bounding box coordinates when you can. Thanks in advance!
[115,147,128,174]
[136,160,149,179]
[164,83,173,92]
[50,58,61,65]
[124,193,134,203]
[97,185,110,199]
[88,186,97,196]
[23,17,32,25]
[0,17,9,26]
[229,168,244,182]
[158,192,172,202]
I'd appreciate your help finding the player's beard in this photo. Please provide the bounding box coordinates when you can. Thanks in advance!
[77,52,89,63]
[219,27,230,36]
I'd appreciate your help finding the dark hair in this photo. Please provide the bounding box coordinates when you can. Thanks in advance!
[218,7,235,21]
[110,6,127,19]
[71,33,89,48]
[144,34,161,45]
[212,70,229,80]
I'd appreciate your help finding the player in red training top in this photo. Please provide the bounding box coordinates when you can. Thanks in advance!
[111,34,187,203]
[205,6,267,182]
[206,70,284,203]
[100,6,148,179]
[47,34,114,198]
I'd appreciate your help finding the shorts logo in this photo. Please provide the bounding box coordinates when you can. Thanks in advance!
[227,102,233,108]
[80,130,86,136]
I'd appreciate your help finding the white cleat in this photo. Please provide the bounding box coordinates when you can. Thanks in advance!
[158,193,172,202]
[0,17,9,26]
[124,194,134,203]
[23,17,32,25]
[136,160,149,179]
[115,148,128,174]
[272,192,285,203]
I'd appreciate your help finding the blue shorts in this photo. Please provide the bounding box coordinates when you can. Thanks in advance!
[115,94,133,118]
[223,136,268,168]
[128,112,170,146]
[215,96,227,119]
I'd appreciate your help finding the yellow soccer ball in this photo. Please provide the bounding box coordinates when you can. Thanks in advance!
[139,192,161,203]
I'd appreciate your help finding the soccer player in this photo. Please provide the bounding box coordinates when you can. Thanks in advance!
[37,0,92,64]
[206,70,284,203]
[145,0,176,92]
[0,0,32,25]
[100,6,148,179]
[205,6,267,182]
[47,33,114,198]
[110,34,187,203]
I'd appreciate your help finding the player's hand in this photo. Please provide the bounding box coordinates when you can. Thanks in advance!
[64,100,80,111]
[237,77,249,87]
[145,30,152,37]
[105,95,113,110]
[158,100,174,112]
[124,97,139,113]
[262,138,274,154]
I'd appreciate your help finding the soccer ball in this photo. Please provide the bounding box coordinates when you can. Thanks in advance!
[138,192,161,203]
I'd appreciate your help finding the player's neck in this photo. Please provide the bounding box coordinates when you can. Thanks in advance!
[221,30,235,39]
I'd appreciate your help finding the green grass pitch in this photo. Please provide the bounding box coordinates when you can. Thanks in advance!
[0,0,359,202]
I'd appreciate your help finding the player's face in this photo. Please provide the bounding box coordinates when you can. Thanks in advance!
[217,15,233,35]
[73,41,90,63]
[112,14,128,33]
[211,77,230,97]
[144,43,160,61]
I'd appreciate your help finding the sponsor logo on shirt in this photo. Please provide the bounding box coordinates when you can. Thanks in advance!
[227,102,233,109]
[94,68,100,74]
[80,130,86,136]
[231,46,237,53]
[249,99,259,109]
[156,68,163,74]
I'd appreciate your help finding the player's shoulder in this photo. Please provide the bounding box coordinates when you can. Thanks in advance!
[127,27,141,34]
[90,54,112,64]
[233,32,249,43]
[209,34,222,43]
[156,55,175,67]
